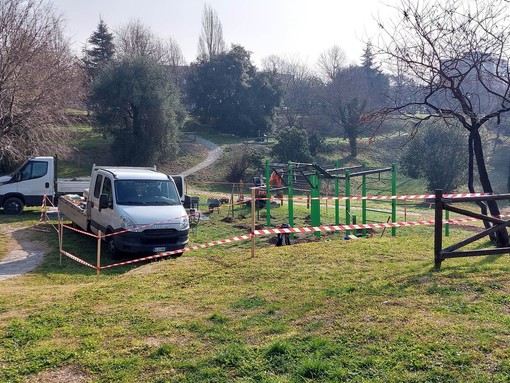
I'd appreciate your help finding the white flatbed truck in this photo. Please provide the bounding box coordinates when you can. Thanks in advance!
[0,156,90,214]
[58,165,189,258]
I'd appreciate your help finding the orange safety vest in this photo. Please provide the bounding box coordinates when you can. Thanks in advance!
[269,172,282,187]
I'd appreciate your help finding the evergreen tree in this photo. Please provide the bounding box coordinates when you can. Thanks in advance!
[400,122,469,193]
[83,18,115,79]
[361,41,375,70]
[271,127,312,163]
[187,45,281,137]
[91,56,186,165]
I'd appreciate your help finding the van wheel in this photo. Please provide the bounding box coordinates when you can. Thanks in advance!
[3,197,24,215]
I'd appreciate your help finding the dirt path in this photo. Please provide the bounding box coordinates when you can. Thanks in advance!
[181,135,222,177]
[0,136,221,281]
[0,226,49,281]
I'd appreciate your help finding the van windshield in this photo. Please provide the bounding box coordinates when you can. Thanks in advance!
[116,180,181,206]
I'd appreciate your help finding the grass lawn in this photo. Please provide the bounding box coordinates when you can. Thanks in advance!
[1,204,510,382]
[1,121,509,382]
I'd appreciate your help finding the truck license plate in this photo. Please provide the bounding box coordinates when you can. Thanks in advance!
[153,247,166,253]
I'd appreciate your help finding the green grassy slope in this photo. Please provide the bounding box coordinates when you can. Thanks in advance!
[1,123,509,382]
[1,219,510,382]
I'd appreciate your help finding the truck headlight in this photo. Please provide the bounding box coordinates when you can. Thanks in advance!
[121,216,138,232]
[180,215,189,231]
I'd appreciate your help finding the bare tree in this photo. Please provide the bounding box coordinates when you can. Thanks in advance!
[317,45,348,83]
[377,0,510,246]
[323,64,389,157]
[115,19,163,60]
[115,20,186,68]
[161,37,186,67]
[197,4,226,61]
[261,54,322,130]
[161,36,187,90]
[0,0,85,170]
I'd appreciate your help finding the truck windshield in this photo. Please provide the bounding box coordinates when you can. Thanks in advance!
[116,180,181,206]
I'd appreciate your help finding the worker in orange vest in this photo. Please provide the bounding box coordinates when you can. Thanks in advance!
[269,171,284,206]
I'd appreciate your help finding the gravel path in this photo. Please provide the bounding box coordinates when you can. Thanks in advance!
[0,136,221,281]
[0,227,48,281]
[181,135,222,177]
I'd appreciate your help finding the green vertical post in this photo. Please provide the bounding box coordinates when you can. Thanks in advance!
[391,163,397,237]
[265,159,271,227]
[345,169,351,237]
[335,160,340,225]
[362,163,367,237]
[288,162,294,239]
[310,171,321,237]
[445,209,449,237]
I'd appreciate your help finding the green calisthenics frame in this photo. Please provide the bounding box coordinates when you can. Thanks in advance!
[342,163,397,237]
[263,160,397,237]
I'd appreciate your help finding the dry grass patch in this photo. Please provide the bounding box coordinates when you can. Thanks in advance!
[26,365,91,383]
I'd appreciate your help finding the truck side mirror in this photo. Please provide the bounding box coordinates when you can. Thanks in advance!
[99,193,109,211]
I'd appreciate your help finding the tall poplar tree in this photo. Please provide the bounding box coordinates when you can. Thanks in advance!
[197,4,225,61]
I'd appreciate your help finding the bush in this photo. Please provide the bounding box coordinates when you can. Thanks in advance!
[399,123,468,192]
[271,127,313,163]
[223,145,263,182]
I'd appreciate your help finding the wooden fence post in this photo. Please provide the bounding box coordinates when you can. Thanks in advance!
[251,188,256,258]
[97,230,102,281]
[59,218,63,266]
[434,189,443,269]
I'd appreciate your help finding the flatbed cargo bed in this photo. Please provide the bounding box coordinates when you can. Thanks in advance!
[56,179,90,195]
[58,194,88,231]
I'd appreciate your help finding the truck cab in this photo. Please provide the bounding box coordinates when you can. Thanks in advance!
[0,156,90,214]
[87,166,189,257]
[0,157,55,214]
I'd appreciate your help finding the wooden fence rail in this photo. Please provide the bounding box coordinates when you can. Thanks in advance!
[433,189,510,269]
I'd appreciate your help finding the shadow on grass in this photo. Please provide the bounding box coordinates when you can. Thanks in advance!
[20,223,165,277]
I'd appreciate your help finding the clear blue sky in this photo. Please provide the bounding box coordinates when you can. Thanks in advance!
[50,0,396,67]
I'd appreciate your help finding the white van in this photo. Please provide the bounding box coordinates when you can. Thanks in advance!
[60,165,189,258]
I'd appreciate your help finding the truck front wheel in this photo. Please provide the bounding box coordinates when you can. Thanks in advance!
[3,197,24,215]
[105,234,121,259]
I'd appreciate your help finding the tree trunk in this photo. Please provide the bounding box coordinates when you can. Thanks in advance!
[472,129,509,247]
[507,156,510,198]
[348,136,357,157]
[467,133,494,241]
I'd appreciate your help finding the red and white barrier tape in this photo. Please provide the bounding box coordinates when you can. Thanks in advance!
[37,194,47,223]
[62,223,100,238]
[56,191,495,238]
[60,210,509,270]
[100,233,253,269]
[101,216,503,269]
[265,192,493,202]
[34,194,60,233]
[253,215,509,235]
[60,249,97,270]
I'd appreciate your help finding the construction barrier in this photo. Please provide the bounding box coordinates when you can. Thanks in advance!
[100,233,252,269]
[49,190,505,278]
[280,192,493,202]
[32,194,59,233]
[56,214,502,274]
[213,192,494,205]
